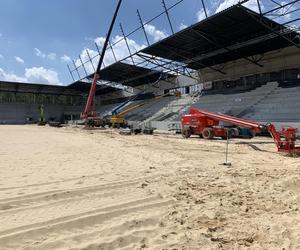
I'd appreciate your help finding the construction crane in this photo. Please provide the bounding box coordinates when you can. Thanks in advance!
[181,107,300,154]
[81,0,123,122]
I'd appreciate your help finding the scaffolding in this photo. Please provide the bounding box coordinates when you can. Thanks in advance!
[67,0,300,93]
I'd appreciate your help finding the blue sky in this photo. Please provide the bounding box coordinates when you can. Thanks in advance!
[0,0,298,85]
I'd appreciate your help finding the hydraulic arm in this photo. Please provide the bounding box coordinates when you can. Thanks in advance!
[183,108,300,153]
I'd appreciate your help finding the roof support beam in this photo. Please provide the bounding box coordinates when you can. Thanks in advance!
[189,28,264,67]
[257,0,262,15]
[137,53,194,79]
[86,49,96,72]
[108,40,118,62]
[263,0,300,15]
[72,60,81,80]
[155,42,226,74]
[67,64,75,82]
[79,55,88,77]
[201,0,208,18]
[120,23,135,65]
[162,0,174,34]
[248,12,300,49]
[137,9,150,46]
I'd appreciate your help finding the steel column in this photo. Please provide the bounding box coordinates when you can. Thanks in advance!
[120,23,135,65]
[201,0,208,18]
[72,60,81,79]
[67,64,75,82]
[86,49,96,72]
[109,40,118,62]
[162,0,174,34]
[79,55,88,77]
[137,9,150,46]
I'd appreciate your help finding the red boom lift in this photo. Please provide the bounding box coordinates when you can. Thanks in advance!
[181,107,300,154]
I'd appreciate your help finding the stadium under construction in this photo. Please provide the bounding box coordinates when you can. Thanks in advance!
[1,1,300,132]
[2,1,300,248]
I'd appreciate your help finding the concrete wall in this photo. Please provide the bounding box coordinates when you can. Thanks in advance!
[199,46,300,82]
[0,103,100,124]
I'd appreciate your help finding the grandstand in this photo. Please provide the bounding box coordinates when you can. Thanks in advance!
[1,3,300,131]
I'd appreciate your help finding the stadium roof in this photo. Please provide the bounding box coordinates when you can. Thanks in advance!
[87,62,175,87]
[67,81,118,95]
[140,5,299,70]
[0,80,117,96]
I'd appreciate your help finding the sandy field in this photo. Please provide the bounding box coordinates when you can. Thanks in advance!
[0,125,299,250]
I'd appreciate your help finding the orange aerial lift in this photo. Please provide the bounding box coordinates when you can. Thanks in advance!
[181,107,300,154]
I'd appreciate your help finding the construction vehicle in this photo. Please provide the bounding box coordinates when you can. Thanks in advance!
[181,107,300,154]
[109,70,172,128]
[80,0,122,124]
[110,102,145,128]
[109,92,174,128]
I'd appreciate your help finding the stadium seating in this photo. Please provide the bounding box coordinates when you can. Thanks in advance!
[242,82,300,122]
[125,96,176,121]
[98,81,300,127]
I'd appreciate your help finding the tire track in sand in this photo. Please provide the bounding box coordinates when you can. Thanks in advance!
[0,176,158,212]
[0,195,173,249]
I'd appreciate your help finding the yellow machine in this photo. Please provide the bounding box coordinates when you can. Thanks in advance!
[111,102,146,127]
[110,92,177,128]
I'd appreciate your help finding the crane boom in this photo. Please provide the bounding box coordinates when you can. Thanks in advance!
[81,0,123,119]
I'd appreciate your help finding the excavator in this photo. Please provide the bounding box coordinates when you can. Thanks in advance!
[181,107,300,154]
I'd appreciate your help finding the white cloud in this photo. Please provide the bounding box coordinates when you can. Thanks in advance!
[47,53,56,60]
[0,67,62,85]
[144,24,168,42]
[274,1,294,21]
[61,54,71,63]
[197,9,209,21]
[15,56,24,64]
[179,23,188,30]
[70,27,166,79]
[74,35,146,75]
[0,68,27,82]
[95,37,105,47]
[109,35,146,62]
[25,67,61,85]
[0,54,3,59]
[216,0,263,13]
[34,48,57,60]
[34,48,46,58]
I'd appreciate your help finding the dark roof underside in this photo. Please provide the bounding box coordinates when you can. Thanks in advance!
[67,81,118,95]
[0,80,117,96]
[141,5,298,69]
[88,62,174,87]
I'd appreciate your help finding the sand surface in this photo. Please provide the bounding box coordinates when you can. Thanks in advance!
[0,125,299,249]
